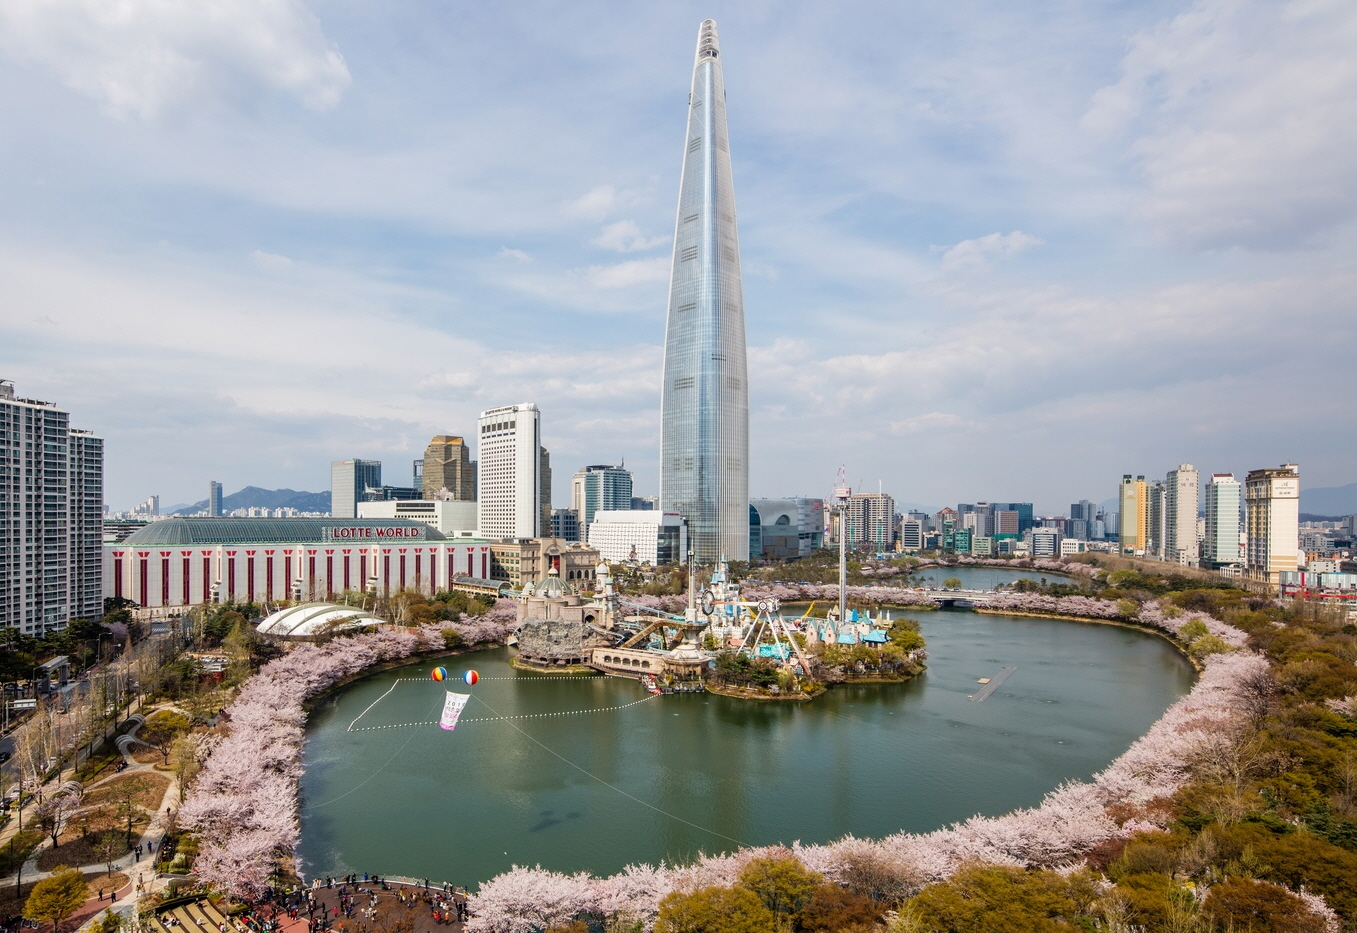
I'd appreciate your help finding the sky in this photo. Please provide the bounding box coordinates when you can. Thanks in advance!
[2,0,1354,515]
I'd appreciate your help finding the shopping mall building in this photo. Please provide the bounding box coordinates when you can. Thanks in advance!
[104,517,493,609]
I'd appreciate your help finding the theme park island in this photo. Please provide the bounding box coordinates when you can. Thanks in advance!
[512,543,928,701]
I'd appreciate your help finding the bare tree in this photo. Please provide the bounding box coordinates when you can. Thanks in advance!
[109,777,151,847]
[34,791,82,849]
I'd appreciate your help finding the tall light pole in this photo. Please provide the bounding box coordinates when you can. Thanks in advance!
[834,475,851,626]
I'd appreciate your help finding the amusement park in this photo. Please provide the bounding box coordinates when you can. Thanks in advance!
[511,483,928,699]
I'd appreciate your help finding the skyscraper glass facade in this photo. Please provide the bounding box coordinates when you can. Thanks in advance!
[659,20,750,563]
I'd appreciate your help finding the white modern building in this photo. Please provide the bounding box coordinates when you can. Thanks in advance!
[477,404,544,540]
[357,499,480,537]
[1245,463,1301,589]
[1165,463,1200,566]
[1024,527,1061,558]
[587,510,687,565]
[900,519,924,553]
[1202,473,1242,569]
[0,381,103,635]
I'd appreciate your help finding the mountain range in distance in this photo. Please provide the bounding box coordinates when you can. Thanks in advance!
[1299,483,1357,519]
[167,486,331,516]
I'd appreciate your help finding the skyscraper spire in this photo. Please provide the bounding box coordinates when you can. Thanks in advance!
[659,19,750,563]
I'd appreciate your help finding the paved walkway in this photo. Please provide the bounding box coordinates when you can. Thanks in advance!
[1,710,184,931]
[273,881,469,933]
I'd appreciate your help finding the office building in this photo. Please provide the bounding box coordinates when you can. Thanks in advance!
[1025,527,1062,558]
[588,510,688,565]
[900,519,924,552]
[991,502,1035,533]
[1203,473,1242,569]
[934,507,958,536]
[1119,475,1148,553]
[551,508,581,542]
[539,447,552,534]
[749,498,825,559]
[572,464,633,529]
[1069,500,1096,541]
[1,381,103,634]
[208,481,223,517]
[993,509,1019,537]
[658,20,750,563]
[1245,463,1300,589]
[1165,464,1200,565]
[357,499,479,537]
[477,404,544,539]
[361,484,419,502]
[331,459,382,519]
[422,435,476,501]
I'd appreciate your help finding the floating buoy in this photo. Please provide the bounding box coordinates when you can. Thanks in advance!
[463,670,479,686]
[432,667,448,682]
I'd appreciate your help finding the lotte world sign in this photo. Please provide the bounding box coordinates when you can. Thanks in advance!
[323,526,427,541]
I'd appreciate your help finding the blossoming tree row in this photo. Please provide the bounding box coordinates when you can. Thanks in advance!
[176,602,517,898]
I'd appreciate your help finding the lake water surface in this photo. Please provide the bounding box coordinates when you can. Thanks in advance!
[297,607,1191,886]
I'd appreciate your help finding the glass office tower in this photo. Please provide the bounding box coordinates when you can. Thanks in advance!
[659,19,750,563]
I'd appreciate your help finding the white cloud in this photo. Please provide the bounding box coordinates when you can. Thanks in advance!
[940,231,1043,270]
[1086,0,1357,249]
[564,185,623,221]
[0,0,351,119]
[250,249,293,270]
[583,257,669,290]
[497,247,532,263]
[591,220,668,253]
[889,412,969,434]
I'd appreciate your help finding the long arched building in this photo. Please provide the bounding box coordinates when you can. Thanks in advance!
[104,517,494,608]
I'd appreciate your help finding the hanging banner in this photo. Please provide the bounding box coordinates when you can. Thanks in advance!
[439,691,471,731]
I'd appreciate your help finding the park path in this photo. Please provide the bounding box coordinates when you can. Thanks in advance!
[1,711,185,931]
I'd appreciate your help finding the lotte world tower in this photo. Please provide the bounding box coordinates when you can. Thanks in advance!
[659,20,750,563]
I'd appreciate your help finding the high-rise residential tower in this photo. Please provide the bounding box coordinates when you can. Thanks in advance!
[1119,475,1148,553]
[1202,473,1242,569]
[422,435,476,501]
[659,20,750,563]
[1245,463,1300,589]
[1147,480,1167,559]
[476,404,544,540]
[331,459,381,519]
[1165,463,1200,565]
[0,381,103,635]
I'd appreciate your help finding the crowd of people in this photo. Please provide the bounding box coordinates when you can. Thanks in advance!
[277,876,469,932]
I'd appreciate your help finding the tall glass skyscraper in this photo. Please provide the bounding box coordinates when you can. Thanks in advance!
[659,20,750,563]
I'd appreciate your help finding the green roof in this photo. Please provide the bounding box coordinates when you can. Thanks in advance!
[117,517,447,546]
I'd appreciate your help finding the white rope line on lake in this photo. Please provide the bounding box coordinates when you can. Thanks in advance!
[346,692,660,732]
[467,691,753,850]
[348,677,605,730]
[305,692,444,812]
[391,674,600,682]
